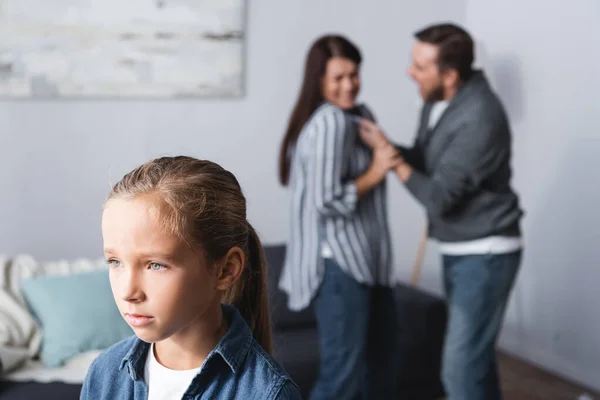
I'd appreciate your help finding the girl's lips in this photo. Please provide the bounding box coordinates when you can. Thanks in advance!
[124,313,154,327]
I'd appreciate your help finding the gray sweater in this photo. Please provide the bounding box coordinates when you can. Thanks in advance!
[398,70,523,242]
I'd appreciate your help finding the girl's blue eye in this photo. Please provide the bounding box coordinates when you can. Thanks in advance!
[107,259,122,268]
[149,262,166,271]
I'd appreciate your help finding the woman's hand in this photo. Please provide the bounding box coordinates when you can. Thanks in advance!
[356,143,403,197]
[358,118,413,183]
[358,119,390,149]
[372,143,403,180]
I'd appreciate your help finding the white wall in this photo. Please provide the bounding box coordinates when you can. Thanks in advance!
[0,0,464,262]
[465,0,600,391]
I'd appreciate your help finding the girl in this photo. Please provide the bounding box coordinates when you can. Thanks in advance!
[277,35,401,399]
[81,156,301,400]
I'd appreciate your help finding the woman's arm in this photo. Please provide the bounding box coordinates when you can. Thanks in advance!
[307,107,399,218]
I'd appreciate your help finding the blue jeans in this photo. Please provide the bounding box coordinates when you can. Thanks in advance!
[310,259,398,400]
[442,250,522,400]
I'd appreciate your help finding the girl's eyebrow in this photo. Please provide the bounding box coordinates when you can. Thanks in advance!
[138,251,178,262]
[102,248,178,262]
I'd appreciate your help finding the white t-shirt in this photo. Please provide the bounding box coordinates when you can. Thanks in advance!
[428,100,450,129]
[144,344,202,400]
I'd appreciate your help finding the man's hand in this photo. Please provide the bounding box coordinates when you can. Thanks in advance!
[356,143,403,197]
[358,119,390,149]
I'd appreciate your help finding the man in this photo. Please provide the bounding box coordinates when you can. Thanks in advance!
[361,23,523,400]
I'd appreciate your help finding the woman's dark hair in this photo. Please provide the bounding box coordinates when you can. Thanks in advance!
[278,35,362,185]
[415,23,474,81]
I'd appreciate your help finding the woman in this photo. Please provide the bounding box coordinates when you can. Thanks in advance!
[277,35,400,399]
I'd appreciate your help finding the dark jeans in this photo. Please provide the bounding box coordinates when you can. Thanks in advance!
[310,258,398,400]
[442,250,522,400]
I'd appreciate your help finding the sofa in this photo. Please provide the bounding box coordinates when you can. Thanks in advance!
[1,245,446,400]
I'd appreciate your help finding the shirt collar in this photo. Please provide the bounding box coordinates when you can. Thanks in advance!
[119,336,149,381]
[210,304,254,373]
[119,304,253,380]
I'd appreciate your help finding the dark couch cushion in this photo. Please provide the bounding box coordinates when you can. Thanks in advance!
[273,328,319,399]
[394,283,446,398]
[263,245,316,331]
[0,381,82,400]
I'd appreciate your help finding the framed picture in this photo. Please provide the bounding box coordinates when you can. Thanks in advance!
[0,0,246,98]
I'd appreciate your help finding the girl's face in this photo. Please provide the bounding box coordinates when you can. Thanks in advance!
[321,57,360,110]
[102,196,220,344]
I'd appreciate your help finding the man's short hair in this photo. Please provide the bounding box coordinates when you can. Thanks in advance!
[415,23,474,81]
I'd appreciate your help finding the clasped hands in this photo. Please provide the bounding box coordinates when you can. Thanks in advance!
[358,119,413,182]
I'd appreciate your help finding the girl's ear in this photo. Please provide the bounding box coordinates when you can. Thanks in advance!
[215,247,245,291]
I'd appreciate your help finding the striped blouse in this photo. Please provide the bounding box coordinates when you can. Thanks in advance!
[278,102,394,311]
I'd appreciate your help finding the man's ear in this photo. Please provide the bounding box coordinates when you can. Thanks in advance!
[442,68,460,89]
[215,247,245,291]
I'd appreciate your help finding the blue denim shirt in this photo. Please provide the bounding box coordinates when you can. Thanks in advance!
[80,305,301,400]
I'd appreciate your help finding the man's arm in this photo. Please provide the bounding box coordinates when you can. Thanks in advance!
[397,119,507,216]
[394,140,424,172]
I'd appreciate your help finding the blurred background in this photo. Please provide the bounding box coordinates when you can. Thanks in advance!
[0,0,598,398]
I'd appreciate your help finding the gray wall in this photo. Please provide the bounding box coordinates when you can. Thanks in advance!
[465,0,600,391]
[0,0,464,261]
[1,0,598,391]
